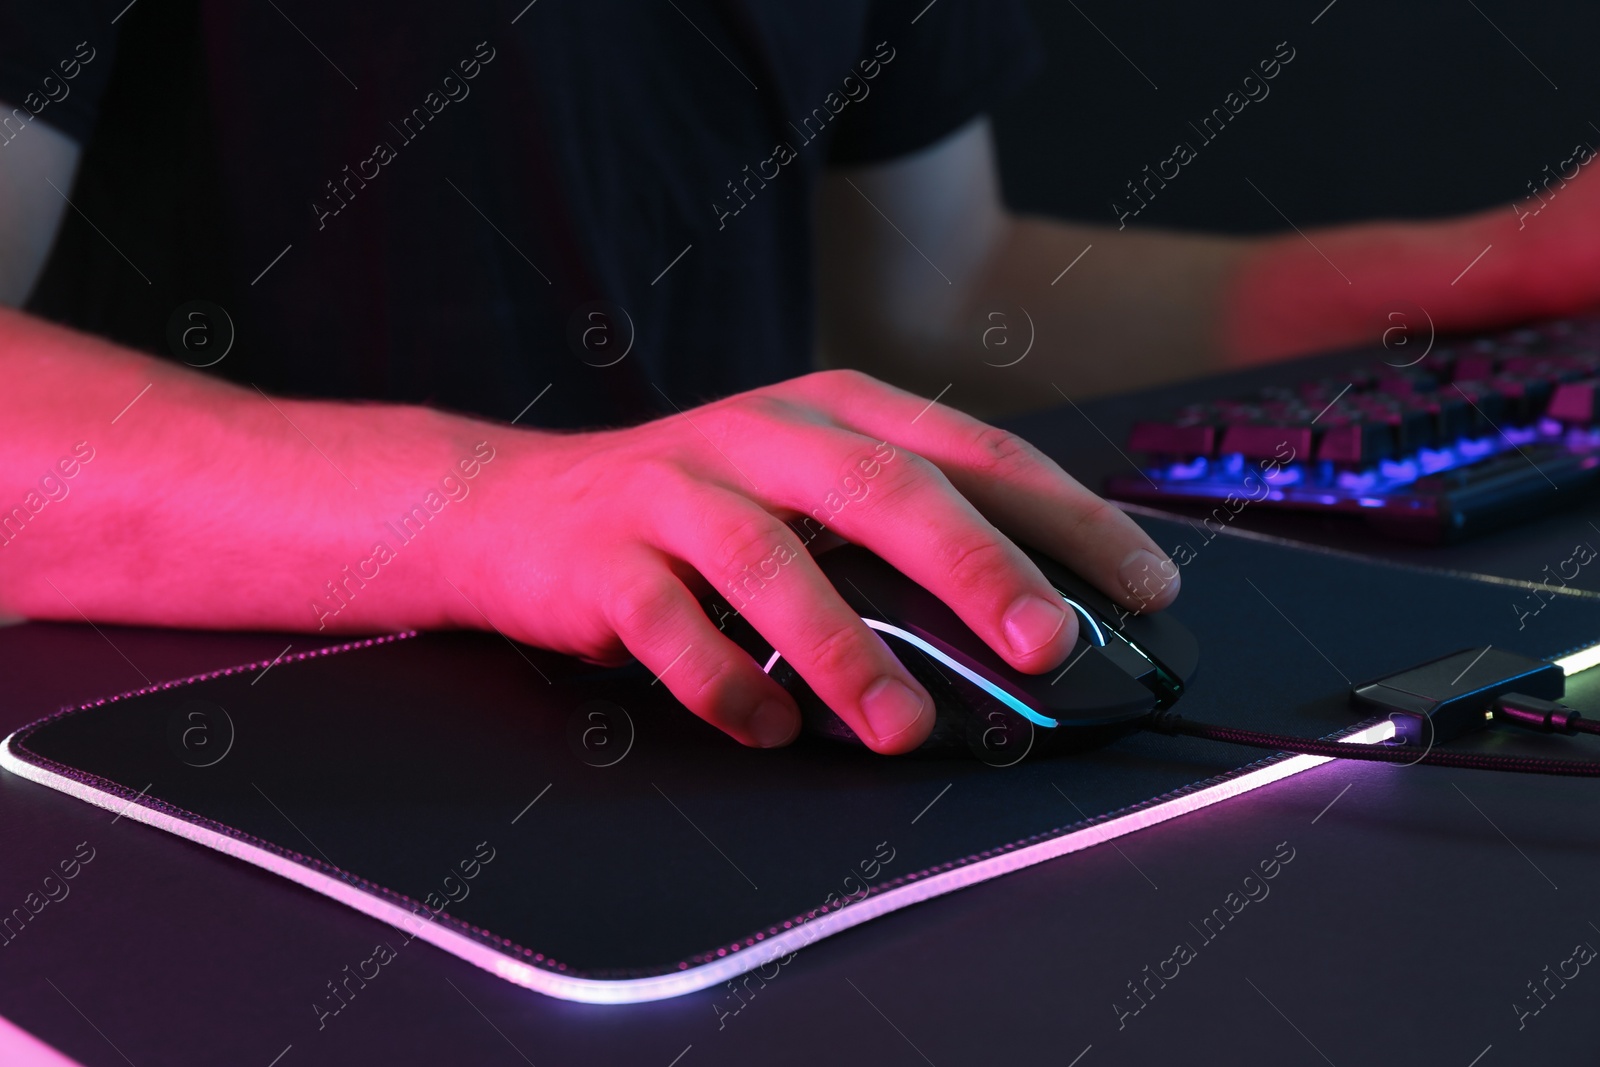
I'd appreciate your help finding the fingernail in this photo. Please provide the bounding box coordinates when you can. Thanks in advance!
[1118,549,1180,608]
[749,698,798,748]
[1002,594,1068,657]
[861,677,927,744]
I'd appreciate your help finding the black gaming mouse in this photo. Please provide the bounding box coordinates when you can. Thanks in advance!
[710,542,1199,762]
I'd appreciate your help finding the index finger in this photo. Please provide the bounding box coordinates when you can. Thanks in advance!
[790,371,1180,612]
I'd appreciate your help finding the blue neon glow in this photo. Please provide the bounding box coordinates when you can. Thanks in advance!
[1061,597,1108,648]
[1149,415,1598,506]
[1417,448,1453,474]
[1263,465,1301,485]
[1168,456,1208,480]
[859,621,1059,727]
[1379,458,1419,482]
[758,595,1112,730]
[1503,424,1539,444]
[1336,470,1378,493]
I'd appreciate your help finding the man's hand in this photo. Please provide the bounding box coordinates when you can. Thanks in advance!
[0,308,1177,756]
[440,369,1178,754]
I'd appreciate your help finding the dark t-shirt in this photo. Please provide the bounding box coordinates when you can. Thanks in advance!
[0,0,1038,427]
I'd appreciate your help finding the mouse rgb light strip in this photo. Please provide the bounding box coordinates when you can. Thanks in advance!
[759,598,1108,730]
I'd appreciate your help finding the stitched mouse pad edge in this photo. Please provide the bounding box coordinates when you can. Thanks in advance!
[0,629,1395,1004]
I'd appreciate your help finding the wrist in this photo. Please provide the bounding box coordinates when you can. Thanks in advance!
[1215,228,1368,367]
[282,400,534,635]
[414,411,587,634]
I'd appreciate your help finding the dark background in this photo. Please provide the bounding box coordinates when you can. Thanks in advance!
[33,0,1600,358]
[995,1,1596,230]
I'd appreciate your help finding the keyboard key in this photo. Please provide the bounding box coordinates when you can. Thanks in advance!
[1375,368,1438,397]
[1218,424,1314,460]
[1405,393,1476,442]
[1128,421,1217,455]
[1452,352,1497,381]
[1316,418,1395,463]
[1488,376,1554,422]
[1349,395,1434,452]
[1448,380,1508,432]
[1547,379,1600,424]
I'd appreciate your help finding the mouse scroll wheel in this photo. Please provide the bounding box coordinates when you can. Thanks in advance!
[1059,596,1107,647]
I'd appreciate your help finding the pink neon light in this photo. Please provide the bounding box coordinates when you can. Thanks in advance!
[0,1014,87,1067]
[0,713,1392,1005]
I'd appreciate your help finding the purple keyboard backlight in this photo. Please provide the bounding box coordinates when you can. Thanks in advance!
[1108,315,1600,540]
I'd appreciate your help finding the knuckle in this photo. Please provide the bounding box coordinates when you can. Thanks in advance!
[1062,495,1117,542]
[864,448,937,510]
[607,572,682,639]
[713,394,803,452]
[624,454,694,499]
[637,457,697,496]
[934,532,1015,592]
[678,648,744,710]
[641,463,711,535]
[710,511,789,581]
[727,392,794,424]
[795,618,873,679]
[965,425,1040,480]
[786,367,879,411]
[807,367,874,392]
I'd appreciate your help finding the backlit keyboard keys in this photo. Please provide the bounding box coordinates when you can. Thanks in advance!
[1109,313,1600,541]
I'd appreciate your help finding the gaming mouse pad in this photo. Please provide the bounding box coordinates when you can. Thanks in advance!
[5,516,1600,1004]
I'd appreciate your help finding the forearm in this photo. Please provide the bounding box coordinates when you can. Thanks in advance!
[825,213,1251,417]
[0,307,523,633]
[837,203,1598,419]
[1222,203,1600,364]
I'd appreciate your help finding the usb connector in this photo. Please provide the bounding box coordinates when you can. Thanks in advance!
[1350,647,1565,742]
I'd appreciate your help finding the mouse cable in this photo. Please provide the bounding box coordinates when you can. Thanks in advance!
[1493,692,1600,737]
[1146,701,1600,778]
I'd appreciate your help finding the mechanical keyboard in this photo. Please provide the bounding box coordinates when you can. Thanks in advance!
[1106,314,1600,542]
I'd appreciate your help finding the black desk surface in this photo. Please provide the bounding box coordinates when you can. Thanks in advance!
[7,360,1600,1066]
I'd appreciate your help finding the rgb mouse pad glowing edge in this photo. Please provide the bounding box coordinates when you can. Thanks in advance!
[5,517,1599,1005]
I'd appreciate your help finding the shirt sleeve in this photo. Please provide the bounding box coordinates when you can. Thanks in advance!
[827,0,1044,166]
[0,2,120,145]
